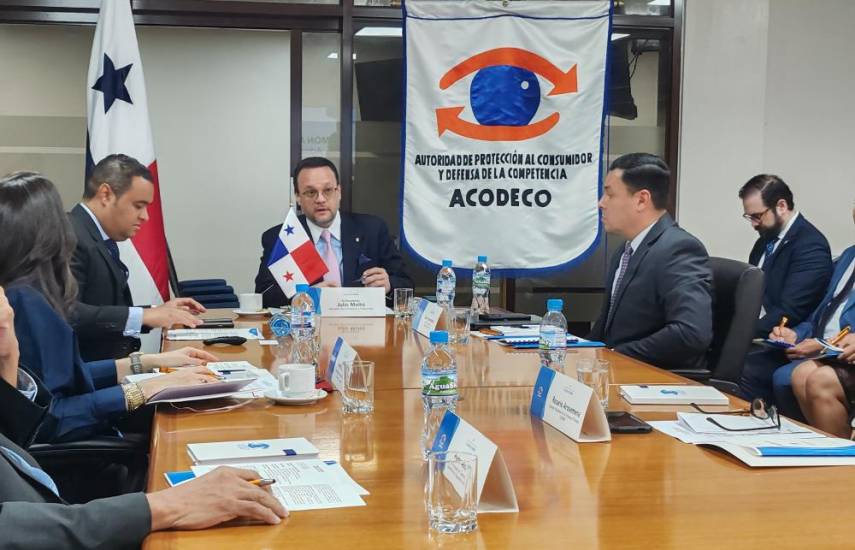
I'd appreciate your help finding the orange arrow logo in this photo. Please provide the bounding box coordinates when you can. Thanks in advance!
[436,107,560,141]
[440,47,578,97]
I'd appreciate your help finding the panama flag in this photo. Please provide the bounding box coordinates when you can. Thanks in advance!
[267,208,328,299]
[86,0,168,304]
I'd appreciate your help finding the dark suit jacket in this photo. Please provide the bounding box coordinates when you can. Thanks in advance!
[68,204,142,362]
[589,214,714,371]
[0,376,151,549]
[748,214,832,338]
[792,245,855,342]
[8,285,127,443]
[254,212,413,308]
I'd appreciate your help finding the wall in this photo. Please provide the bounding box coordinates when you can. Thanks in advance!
[679,0,854,260]
[0,24,291,294]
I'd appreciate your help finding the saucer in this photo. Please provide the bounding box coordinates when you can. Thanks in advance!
[233,309,272,317]
[264,388,328,405]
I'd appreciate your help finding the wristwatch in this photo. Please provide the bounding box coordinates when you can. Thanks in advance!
[121,382,146,411]
[129,351,145,374]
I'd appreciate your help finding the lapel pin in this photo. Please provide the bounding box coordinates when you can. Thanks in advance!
[355,237,360,243]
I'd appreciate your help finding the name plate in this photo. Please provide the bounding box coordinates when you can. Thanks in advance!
[412,299,444,337]
[431,411,518,513]
[319,287,386,317]
[327,337,359,392]
[530,366,610,443]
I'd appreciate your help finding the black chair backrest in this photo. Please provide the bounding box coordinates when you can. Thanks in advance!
[707,257,764,382]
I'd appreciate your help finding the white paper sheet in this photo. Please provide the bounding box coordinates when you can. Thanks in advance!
[166,328,262,341]
[192,459,366,511]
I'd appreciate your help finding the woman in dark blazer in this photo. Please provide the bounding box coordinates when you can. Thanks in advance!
[0,172,219,443]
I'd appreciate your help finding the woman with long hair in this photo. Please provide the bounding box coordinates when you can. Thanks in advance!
[0,171,219,442]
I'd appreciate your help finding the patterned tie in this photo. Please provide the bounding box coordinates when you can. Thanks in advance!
[103,238,129,278]
[762,237,779,270]
[321,230,341,285]
[607,241,634,324]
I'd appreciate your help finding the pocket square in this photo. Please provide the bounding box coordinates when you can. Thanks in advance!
[358,253,375,266]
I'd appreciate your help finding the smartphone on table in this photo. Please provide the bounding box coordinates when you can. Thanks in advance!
[607,411,652,434]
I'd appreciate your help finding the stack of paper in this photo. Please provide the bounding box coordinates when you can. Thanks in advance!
[473,326,605,349]
[187,437,319,465]
[122,361,273,403]
[650,412,855,467]
[619,385,729,405]
[191,459,368,511]
[166,327,262,341]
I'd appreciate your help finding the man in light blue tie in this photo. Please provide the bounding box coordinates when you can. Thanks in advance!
[0,286,289,548]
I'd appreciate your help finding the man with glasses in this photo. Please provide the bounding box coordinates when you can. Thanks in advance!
[738,174,832,407]
[739,174,832,337]
[255,156,413,307]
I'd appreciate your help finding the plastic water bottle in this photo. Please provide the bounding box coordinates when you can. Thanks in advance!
[470,255,490,314]
[290,284,317,366]
[538,298,567,372]
[421,330,458,458]
[436,259,456,308]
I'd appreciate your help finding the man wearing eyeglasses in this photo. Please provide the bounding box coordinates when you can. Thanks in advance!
[739,175,832,337]
[737,174,832,407]
[255,157,413,307]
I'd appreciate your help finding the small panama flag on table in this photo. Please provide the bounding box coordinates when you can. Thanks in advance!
[267,208,328,298]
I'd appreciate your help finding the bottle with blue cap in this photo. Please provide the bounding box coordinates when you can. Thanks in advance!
[538,298,567,371]
[470,255,490,314]
[421,330,458,458]
[435,259,456,308]
[290,284,317,366]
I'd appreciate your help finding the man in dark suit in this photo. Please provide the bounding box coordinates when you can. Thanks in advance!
[255,157,413,307]
[70,154,205,361]
[0,286,287,548]
[740,174,832,337]
[589,153,713,371]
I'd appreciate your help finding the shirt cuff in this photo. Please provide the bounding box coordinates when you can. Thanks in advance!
[123,307,144,337]
[17,369,38,402]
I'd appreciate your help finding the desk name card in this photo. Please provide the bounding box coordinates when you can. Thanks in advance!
[319,287,386,317]
[530,366,610,443]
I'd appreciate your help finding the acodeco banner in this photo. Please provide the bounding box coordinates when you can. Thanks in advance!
[402,0,611,272]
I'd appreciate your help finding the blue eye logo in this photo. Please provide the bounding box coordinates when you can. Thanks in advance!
[436,47,579,141]
[241,442,271,449]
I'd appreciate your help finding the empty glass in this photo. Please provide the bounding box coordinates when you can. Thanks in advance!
[447,308,471,344]
[425,451,478,534]
[342,360,375,414]
[576,357,610,411]
[394,288,414,318]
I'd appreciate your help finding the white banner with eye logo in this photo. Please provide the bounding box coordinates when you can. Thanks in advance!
[402,0,611,272]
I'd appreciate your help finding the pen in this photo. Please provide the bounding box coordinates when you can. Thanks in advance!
[778,316,789,331]
[831,326,851,347]
[250,478,276,487]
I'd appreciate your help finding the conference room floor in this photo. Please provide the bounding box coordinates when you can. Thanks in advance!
[144,314,855,549]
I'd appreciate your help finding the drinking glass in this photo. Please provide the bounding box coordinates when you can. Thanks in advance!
[394,288,414,318]
[576,357,610,410]
[425,451,478,534]
[447,308,472,344]
[342,360,375,414]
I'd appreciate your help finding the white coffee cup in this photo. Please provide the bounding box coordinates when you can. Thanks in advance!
[238,293,263,312]
[277,364,315,397]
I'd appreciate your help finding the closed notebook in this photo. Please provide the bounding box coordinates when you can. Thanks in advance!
[188,437,319,465]
[619,385,729,405]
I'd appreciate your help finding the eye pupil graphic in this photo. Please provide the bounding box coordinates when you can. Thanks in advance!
[470,65,541,127]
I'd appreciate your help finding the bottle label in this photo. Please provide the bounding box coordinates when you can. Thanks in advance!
[472,272,490,295]
[539,329,566,350]
[422,372,458,396]
[437,280,455,300]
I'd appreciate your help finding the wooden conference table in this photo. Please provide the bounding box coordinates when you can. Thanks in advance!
[144,314,855,549]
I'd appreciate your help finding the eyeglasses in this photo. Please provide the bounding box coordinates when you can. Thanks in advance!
[690,398,781,431]
[742,208,770,223]
[300,186,338,201]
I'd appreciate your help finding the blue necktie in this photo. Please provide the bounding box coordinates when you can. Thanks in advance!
[763,237,779,267]
[607,242,634,324]
[103,238,129,278]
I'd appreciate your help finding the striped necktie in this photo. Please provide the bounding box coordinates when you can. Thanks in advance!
[607,242,634,324]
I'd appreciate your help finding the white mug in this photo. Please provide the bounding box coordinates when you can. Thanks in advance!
[277,364,315,397]
[238,293,263,312]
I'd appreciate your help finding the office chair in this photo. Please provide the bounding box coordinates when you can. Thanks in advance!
[29,433,149,503]
[166,243,239,309]
[673,257,764,395]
